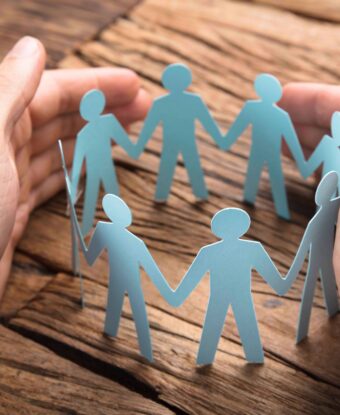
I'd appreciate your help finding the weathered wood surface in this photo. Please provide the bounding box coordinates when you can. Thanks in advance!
[2,0,340,414]
[0,325,174,414]
[0,0,140,66]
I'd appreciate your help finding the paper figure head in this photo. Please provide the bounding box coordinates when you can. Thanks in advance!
[254,74,282,103]
[102,194,132,227]
[80,89,106,121]
[331,111,340,142]
[211,208,251,239]
[162,63,192,92]
[315,171,339,207]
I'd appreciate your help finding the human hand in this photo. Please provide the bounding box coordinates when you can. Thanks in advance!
[0,36,151,299]
[280,83,340,289]
[279,83,340,162]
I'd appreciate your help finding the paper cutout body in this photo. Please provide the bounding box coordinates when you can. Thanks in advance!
[61,148,174,361]
[302,112,340,194]
[224,74,305,220]
[134,63,224,201]
[60,141,85,307]
[283,171,340,343]
[169,208,285,365]
[71,89,136,235]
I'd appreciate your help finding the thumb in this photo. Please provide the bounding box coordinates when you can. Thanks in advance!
[0,36,46,135]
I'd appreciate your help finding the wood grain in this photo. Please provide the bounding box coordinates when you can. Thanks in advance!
[0,325,174,414]
[0,0,141,66]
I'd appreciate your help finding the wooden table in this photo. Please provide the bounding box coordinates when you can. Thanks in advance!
[1,1,340,413]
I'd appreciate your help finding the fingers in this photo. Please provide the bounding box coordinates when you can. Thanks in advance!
[294,123,329,152]
[280,83,340,129]
[29,138,74,189]
[0,37,46,134]
[30,67,141,127]
[29,169,65,211]
[31,88,151,155]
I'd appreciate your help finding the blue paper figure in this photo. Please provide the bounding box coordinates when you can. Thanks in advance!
[61,142,174,361]
[224,74,306,220]
[169,208,286,365]
[71,89,136,235]
[134,63,224,201]
[283,171,340,343]
[302,112,340,193]
[60,142,85,307]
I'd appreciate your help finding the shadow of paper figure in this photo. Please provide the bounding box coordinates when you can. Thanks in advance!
[61,147,174,361]
[71,89,136,235]
[302,112,340,194]
[134,63,224,202]
[283,171,340,343]
[169,208,286,365]
[224,74,305,220]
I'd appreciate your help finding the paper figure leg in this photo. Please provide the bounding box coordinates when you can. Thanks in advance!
[102,163,120,196]
[244,157,265,205]
[104,287,125,337]
[196,300,229,365]
[296,258,319,343]
[155,150,178,201]
[182,151,208,200]
[82,175,100,235]
[232,297,264,363]
[128,286,153,361]
[268,161,290,220]
[320,260,339,317]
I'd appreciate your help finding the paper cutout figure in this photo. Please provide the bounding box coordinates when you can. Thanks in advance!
[283,171,340,343]
[71,89,136,235]
[224,74,305,220]
[302,112,340,193]
[169,208,285,365]
[134,63,224,201]
[61,142,174,361]
[60,141,85,307]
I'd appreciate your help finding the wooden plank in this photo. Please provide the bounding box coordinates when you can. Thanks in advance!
[0,0,141,66]
[6,0,340,413]
[8,269,340,414]
[248,0,340,23]
[0,325,174,414]
[0,253,54,320]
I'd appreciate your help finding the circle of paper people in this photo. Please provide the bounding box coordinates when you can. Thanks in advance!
[59,62,340,365]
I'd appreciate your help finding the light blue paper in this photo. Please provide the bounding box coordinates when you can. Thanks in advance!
[60,141,85,308]
[168,208,286,365]
[283,171,340,343]
[61,139,174,362]
[224,74,305,220]
[302,112,340,193]
[71,89,136,235]
[134,63,224,201]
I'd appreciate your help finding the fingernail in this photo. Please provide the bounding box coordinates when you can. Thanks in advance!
[8,36,39,58]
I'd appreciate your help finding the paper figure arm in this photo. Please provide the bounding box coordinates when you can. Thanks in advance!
[281,226,311,295]
[134,104,161,158]
[196,97,224,148]
[223,104,251,151]
[253,242,286,295]
[170,248,208,307]
[303,137,327,179]
[139,242,174,301]
[108,116,136,158]
[282,116,306,175]
[71,134,86,201]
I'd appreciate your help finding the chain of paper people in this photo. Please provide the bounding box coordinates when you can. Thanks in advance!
[58,62,340,365]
